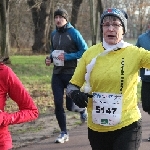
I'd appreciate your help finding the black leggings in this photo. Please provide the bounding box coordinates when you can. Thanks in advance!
[51,74,73,132]
[88,119,142,150]
[141,81,150,112]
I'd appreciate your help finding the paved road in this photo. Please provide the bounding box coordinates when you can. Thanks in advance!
[139,104,150,150]
[17,104,150,150]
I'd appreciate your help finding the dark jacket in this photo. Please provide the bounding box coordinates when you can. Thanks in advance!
[136,30,150,82]
[50,22,88,74]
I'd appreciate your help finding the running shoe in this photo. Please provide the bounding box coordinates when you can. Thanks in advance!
[54,131,69,143]
[80,109,87,123]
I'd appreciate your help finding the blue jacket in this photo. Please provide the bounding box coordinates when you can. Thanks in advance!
[136,30,150,82]
[50,22,88,74]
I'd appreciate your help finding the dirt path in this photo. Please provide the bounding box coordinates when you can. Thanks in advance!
[11,111,82,149]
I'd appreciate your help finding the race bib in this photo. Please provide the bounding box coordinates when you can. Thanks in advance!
[144,68,150,75]
[92,92,123,126]
[52,50,64,66]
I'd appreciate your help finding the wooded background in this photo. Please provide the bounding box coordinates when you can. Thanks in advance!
[0,0,150,60]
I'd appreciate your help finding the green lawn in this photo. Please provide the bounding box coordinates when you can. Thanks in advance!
[6,55,55,114]
[10,55,53,84]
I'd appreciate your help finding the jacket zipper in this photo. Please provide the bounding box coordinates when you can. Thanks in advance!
[59,35,61,46]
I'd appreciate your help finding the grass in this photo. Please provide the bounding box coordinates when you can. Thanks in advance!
[6,55,55,114]
[11,126,44,134]
[9,55,52,84]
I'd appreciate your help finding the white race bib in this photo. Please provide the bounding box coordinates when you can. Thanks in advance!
[144,68,150,75]
[52,50,64,66]
[92,92,123,126]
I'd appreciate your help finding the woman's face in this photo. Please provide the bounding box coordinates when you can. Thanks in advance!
[102,16,124,45]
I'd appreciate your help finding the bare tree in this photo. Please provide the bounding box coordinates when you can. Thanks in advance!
[71,0,83,28]
[0,0,10,61]
[98,0,103,42]
[137,0,149,34]
[89,0,103,45]
[44,0,53,53]
[27,0,53,53]
[6,0,150,53]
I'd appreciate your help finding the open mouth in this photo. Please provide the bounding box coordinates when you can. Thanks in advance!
[108,35,115,37]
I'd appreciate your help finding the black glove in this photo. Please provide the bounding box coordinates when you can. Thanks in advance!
[70,90,88,108]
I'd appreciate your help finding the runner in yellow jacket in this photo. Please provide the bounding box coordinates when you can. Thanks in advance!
[66,8,148,150]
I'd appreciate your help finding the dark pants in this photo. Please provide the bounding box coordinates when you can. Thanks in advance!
[88,119,142,150]
[51,74,74,132]
[141,81,150,112]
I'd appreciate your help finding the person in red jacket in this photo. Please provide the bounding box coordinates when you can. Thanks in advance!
[0,57,39,150]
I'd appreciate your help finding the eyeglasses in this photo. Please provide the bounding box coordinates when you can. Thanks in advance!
[101,23,122,29]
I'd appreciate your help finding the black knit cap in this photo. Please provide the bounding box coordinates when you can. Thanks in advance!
[54,8,68,21]
[100,8,128,34]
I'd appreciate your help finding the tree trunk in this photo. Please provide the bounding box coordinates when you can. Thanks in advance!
[0,0,10,62]
[44,0,53,53]
[6,0,10,57]
[71,0,83,28]
[89,0,96,45]
[0,0,6,56]
[98,0,103,42]
[89,0,103,45]
[27,0,52,53]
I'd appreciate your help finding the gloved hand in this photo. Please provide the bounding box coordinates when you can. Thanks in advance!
[70,90,88,108]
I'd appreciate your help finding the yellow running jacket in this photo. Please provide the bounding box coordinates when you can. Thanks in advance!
[70,42,150,132]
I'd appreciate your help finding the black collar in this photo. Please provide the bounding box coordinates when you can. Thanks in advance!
[56,23,67,33]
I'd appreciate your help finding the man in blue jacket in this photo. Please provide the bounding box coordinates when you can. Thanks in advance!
[45,8,88,143]
[136,22,150,141]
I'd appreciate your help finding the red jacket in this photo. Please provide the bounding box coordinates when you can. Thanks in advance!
[0,63,39,150]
